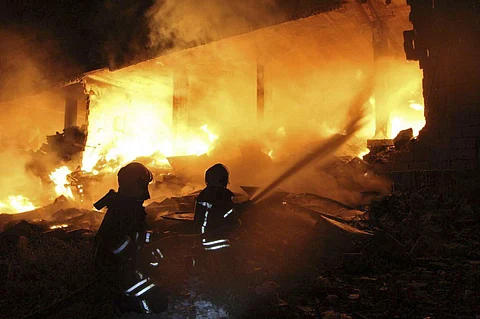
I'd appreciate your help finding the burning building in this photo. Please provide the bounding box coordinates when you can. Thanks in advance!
[1,1,480,318]
[0,0,477,214]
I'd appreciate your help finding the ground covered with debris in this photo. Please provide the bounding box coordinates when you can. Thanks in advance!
[1,188,479,318]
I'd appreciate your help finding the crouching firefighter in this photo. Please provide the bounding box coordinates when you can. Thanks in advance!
[93,162,168,314]
[188,163,240,276]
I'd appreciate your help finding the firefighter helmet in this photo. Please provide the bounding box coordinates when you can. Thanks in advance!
[117,162,153,200]
[205,163,229,187]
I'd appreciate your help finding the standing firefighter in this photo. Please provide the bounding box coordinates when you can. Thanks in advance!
[189,163,240,274]
[93,162,167,314]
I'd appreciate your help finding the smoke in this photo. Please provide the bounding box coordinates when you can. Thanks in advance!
[81,1,417,207]
[146,0,286,53]
[250,77,372,203]
[0,29,82,212]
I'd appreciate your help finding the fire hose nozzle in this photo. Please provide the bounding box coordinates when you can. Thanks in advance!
[93,189,116,210]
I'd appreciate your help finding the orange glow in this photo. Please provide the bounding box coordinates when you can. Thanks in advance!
[81,85,219,173]
[0,195,36,214]
[50,224,69,230]
[49,166,74,199]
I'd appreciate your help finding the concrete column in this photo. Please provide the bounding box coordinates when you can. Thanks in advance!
[172,70,189,139]
[63,83,85,129]
[361,0,390,138]
[257,63,265,121]
[64,96,78,129]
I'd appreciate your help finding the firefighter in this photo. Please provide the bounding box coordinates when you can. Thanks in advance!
[93,162,167,314]
[189,163,240,275]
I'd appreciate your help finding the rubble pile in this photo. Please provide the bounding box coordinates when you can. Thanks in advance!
[363,128,417,170]
[0,219,95,319]
[0,186,478,318]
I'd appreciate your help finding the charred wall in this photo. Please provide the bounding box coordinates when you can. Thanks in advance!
[390,0,480,195]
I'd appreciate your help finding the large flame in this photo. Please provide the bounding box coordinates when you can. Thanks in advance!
[81,88,219,173]
[0,195,37,214]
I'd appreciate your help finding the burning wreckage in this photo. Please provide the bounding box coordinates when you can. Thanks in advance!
[1,0,480,318]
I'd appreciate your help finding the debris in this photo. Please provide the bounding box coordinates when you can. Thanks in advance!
[0,220,42,238]
[393,128,413,150]
[297,305,314,313]
[43,228,69,239]
[348,293,360,300]
[67,229,92,238]
[193,299,229,319]
[321,310,352,319]
[342,253,365,274]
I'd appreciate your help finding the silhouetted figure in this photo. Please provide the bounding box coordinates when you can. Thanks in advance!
[93,162,167,314]
[188,163,240,276]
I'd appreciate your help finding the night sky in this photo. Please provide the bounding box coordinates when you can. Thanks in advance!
[0,0,154,91]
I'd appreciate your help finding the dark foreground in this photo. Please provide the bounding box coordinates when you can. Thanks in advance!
[1,189,480,319]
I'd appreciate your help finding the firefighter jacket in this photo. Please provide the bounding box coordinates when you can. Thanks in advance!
[94,191,166,314]
[95,191,147,255]
[193,186,237,251]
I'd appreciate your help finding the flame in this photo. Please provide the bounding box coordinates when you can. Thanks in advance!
[389,100,425,138]
[357,148,370,159]
[201,124,219,143]
[0,195,36,214]
[81,87,219,173]
[50,224,69,230]
[49,166,74,199]
[262,148,275,159]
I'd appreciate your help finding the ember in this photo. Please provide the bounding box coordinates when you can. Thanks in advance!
[50,224,69,230]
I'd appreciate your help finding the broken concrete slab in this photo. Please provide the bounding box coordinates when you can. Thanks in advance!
[393,128,414,149]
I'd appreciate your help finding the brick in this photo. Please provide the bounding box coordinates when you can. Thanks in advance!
[463,126,480,137]
[429,161,441,170]
[396,152,414,163]
[460,103,480,114]
[414,149,432,162]
[412,161,430,170]
[440,160,452,169]
[392,162,408,171]
[453,160,468,170]
[454,114,480,127]
[452,138,477,149]
[465,160,477,170]
[451,126,464,138]
[457,148,477,160]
